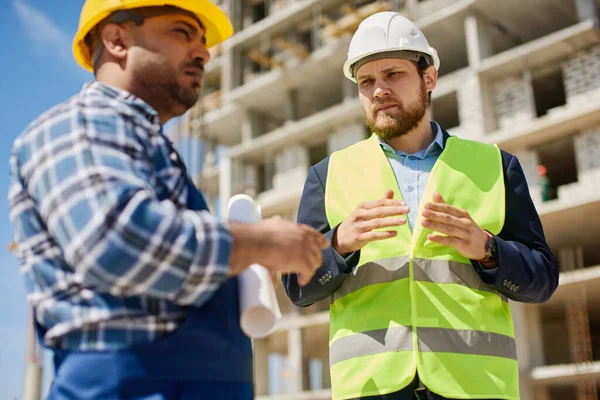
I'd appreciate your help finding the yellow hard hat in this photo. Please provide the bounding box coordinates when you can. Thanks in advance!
[73,0,234,72]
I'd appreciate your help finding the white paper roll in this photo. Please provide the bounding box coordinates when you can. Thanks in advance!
[228,194,282,338]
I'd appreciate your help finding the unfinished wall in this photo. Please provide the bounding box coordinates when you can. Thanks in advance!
[492,73,535,130]
[327,123,367,154]
[512,150,542,205]
[575,125,600,184]
[273,146,310,190]
[456,75,485,140]
[563,44,600,106]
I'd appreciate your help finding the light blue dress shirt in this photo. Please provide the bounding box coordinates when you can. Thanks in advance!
[378,121,445,230]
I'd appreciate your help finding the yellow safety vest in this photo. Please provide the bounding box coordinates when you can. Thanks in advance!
[324,134,518,400]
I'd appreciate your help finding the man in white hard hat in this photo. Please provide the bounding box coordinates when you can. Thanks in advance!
[283,11,558,400]
[8,1,329,399]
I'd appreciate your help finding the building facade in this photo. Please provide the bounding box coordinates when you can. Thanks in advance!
[174,0,600,399]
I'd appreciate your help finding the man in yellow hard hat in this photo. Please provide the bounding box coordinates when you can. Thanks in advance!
[8,1,329,399]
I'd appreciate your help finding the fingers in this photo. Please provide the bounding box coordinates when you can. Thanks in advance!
[359,217,407,231]
[358,230,398,242]
[422,208,470,229]
[360,196,406,210]
[422,219,467,239]
[300,248,322,285]
[357,205,409,221]
[383,189,394,200]
[299,224,330,248]
[427,234,465,247]
[424,197,468,218]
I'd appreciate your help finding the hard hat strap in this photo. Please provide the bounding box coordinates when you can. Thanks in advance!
[352,50,433,78]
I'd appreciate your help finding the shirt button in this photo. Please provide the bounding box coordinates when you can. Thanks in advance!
[407,186,414,192]
[152,123,161,131]
[170,153,178,162]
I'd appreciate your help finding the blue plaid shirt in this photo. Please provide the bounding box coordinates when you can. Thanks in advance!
[8,81,233,350]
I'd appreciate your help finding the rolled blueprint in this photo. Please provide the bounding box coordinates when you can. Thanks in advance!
[228,194,282,338]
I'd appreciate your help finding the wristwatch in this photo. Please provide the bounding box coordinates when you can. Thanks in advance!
[477,230,498,264]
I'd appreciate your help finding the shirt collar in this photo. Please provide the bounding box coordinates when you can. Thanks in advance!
[378,121,445,157]
[80,81,160,123]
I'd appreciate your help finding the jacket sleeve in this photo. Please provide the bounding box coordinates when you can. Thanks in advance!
[472,153,559,303]
[282,162,360,307]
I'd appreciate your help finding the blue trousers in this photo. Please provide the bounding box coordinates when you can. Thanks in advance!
[47,349,253,400]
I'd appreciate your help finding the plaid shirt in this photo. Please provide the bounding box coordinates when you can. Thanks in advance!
[8,81,232,350]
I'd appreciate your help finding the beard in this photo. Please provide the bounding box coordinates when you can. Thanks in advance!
[133,55,202,115]
[366,79,428,141]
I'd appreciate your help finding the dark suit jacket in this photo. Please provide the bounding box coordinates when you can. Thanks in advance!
[282,130,559,306]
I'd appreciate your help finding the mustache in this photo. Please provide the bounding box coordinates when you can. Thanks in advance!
[372,101,401,112]
[181,59,205,72]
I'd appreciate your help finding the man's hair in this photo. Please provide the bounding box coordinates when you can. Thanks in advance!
[84,6,204,74]
[415,57,433,106]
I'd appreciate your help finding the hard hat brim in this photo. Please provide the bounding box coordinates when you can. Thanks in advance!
[343,46,441,83]
[73,0,233,72]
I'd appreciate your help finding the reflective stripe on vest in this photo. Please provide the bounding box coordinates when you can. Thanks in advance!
[324,135,518,400]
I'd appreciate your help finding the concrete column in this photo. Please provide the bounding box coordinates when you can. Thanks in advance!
[241,110,254,144]
[218,155,232,218]
[253,339,270,396]
[311,4,322,50]
[230,0,244,32]
[465,15,482,69]
[512,303,545,400]
[576,0,599,25]
[284,89,300,122]
[288,326,304,393]
[220,48,234,103]
[456,74,486,140]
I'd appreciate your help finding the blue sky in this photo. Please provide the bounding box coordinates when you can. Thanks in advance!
[0,1,195,398]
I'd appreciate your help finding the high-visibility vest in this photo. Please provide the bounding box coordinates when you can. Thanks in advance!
[324,134,518,400]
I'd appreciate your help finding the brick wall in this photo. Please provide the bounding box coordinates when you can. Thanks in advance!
[457,74,484,140]
[562,44,600,106]
[575,124,600,184]
[492,74,535,130]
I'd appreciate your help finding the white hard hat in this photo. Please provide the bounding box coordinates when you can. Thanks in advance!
[343,11,440,82]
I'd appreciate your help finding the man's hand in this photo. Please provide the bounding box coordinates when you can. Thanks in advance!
[421,192,490,261]
[229,217,330,286]
[334,190,409,256]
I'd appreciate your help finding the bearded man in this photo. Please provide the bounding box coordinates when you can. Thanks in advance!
[282,11,558,400]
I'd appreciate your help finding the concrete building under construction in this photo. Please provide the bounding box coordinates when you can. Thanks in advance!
[173,0,600,399]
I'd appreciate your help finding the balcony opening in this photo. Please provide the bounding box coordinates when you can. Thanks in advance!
[431,91,460,130]
[424,22,469,77]
[302,324,331,391]
[531,67,567,117]
[548,385,576,400]
[473,0,579,58]
[257,160,275,194]
[591,313,600,360]
[252,331,292,396]
[535,136,577,201]
[541,306,571,365]
[309,141,328,167]
[251,0,267,24]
